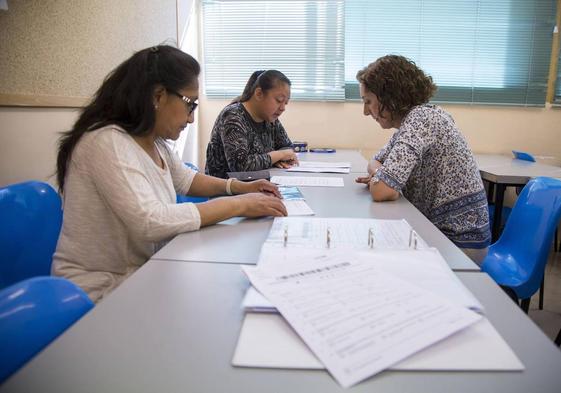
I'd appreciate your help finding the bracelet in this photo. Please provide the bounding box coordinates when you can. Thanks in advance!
[226,178,234,195]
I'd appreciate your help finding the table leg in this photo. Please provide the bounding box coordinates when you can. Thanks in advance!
[492,184,506,243]
[487,180,495,204]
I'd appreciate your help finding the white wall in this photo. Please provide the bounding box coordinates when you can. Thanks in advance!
[0,108,79,187]
[0,0,178,187]
[2,99,560,188]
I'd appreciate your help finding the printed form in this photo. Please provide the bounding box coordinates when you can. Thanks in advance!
[243,255,481,388]
[243,248,483,313]
[287,167,350,174]
[266,217,427,250]
[282,200,315,216]
[297,161,351,168]
[271,176,344,187]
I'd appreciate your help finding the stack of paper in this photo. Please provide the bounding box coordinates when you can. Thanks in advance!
[242,248,483,313]
[271,176,344,187]
[241,254,483,388]
[265,217,427,250]
[233,217,524,388]
[287,161,351,174]
[232,313,524,372]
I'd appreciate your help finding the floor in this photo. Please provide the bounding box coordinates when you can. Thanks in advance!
[527,247,561,345]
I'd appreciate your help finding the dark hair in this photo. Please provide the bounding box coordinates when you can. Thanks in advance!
[356,55,437,121]
[232,70,291,103]
[56,45,200,192]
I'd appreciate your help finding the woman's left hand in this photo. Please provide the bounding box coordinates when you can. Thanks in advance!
[232,179,281,198]
[355,174,373,185]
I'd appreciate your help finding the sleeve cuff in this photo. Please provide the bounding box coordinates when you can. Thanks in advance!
[372,169,404,192]
[180,202,202,231]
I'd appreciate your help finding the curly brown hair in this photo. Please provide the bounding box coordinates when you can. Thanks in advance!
[356,55,437,121]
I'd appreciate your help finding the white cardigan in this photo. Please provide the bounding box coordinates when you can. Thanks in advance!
[52,125,201,303]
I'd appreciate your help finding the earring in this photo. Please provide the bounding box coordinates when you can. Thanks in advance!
[154,104,159,110]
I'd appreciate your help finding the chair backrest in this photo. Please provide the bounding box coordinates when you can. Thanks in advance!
[0,276,94,383]
[0,181,62,289]
[183,162,199,172]
[486,177,561,299]
[512,150,536,162]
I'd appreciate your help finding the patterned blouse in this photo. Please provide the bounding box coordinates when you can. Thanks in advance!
[205,102,293,178]
[372,104,490,249]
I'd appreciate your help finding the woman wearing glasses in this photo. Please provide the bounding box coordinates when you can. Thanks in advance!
[53,46,287,303]
[205,70,298,179]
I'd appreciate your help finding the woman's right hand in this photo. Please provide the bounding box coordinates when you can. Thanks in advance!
[235,193,287,217]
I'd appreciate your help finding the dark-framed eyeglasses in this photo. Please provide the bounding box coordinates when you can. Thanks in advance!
[167,89,198,114]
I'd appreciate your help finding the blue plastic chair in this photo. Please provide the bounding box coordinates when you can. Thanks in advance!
[177,162,209,204]
[0,276,94,383]
[511,151,559,306]
[0,181,62,289]
[482,177,561,313]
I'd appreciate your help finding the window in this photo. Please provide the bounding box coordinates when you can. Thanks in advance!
[202,0,345,101]
[202,0,557,106]
[553,26,561,105]
[346,0,557,106]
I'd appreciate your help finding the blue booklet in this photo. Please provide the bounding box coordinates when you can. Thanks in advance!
[279,186,305,201]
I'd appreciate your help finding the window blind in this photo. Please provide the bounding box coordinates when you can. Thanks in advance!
[202,0,345,101]
[345,0,557,106]
[555,25,561,103]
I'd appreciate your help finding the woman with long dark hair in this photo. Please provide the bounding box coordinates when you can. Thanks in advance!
[205,70,298,178]
[355,55,490,264]
[53,46,286,302]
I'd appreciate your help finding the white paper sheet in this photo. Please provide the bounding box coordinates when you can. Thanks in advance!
[242,256,481,388]
[271,176,344,187]
[282,200,315,216]
[232,313,524,372]
[297,161,351,168]
[287,167,350,174]
[243,248,483,313]
[265,217,427,250]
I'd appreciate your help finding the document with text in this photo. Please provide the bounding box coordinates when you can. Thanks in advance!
[243,248,483,313]
[297,161,351,168]
[242,255,481,388]
[271,176,344,187]
[265,217,427,250]
[282,200,315,216]
[287,166,350,174]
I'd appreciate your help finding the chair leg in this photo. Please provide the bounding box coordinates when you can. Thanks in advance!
[555,329,561,346]
[555,227,559,253]
[500,286,518,304]
[520,298,530,314]
[539,278,544,310]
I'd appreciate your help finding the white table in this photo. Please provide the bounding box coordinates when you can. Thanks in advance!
[3,260,560,393]
[154,173,479,271]
[475,154,561,241]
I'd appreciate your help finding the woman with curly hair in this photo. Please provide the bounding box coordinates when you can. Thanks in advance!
[355,55,490,264]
